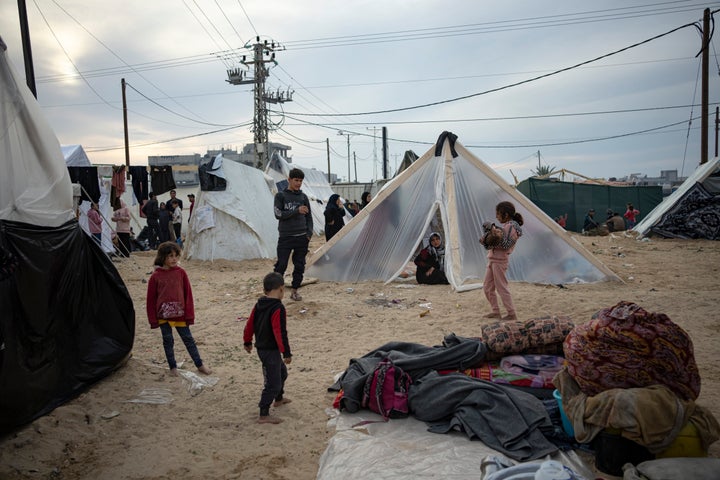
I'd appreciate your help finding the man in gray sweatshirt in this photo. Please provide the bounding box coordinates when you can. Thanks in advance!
[273,168,313,301]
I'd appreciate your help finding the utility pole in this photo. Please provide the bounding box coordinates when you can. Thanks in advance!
[353,152,357,182]
[17,0,37,98]
[382,126,388,179]
[701,8,710,165]
[226,36,292,170]
[121,78,130,173]
[366,126,380,181]
[326,138,331,183]
[338,131,352,182]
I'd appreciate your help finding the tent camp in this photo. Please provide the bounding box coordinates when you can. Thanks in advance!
[634,157,720,239]
[307,132,619,291]
[516,176,663,233]
[266,152,352,236]
[184,156,279,261]
[0,39,135,433]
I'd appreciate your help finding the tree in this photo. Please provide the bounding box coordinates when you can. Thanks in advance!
[531,163,556,177]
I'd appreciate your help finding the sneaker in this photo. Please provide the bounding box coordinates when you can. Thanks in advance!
[290,290,303,301]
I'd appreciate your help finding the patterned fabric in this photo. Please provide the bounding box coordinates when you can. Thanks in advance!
[563,301,701,401]
[651,183,720,240]
[482,316,575,354]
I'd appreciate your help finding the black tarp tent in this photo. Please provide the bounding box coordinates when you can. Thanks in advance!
[0,38,135,433]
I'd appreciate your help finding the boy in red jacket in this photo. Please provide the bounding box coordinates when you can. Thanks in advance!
[244,272,293,424]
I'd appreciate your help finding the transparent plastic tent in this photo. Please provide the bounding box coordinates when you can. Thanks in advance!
[307,132,619,291]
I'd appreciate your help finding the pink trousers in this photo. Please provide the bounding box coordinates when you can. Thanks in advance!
[483,260,515,316]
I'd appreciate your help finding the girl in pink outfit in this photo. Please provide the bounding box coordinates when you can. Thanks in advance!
[111,200,132,257]
[482,201,524,321]
[87,202,103,246]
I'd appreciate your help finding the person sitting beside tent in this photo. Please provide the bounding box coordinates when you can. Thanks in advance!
[582,208,606,236]
[414,232,449,285]
[606,211,626,233]
[324,194,346,241]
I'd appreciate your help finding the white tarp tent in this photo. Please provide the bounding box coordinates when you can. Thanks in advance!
[61,144,91,167]
[307,132,619,291]
[634,157,720,240]
[266,152,353,236]
[184,157,279,261]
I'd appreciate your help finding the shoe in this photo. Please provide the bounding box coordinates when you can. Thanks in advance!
[484,312,501,319]
[258,415,283,424]
[274,398,292,407]
[290,290,302,301]
[197,365,212,375]
[502,314,518,321]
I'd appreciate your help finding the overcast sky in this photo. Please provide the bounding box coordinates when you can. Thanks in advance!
[2,1,720,184]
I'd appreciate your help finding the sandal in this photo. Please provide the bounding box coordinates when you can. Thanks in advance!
[290,290,303,301]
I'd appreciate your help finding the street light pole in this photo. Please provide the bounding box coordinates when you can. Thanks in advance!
[338,131,351,182]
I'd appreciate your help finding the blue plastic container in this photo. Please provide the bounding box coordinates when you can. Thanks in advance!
[553,389,575,438]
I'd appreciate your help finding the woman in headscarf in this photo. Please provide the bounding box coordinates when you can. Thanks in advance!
[324,194,346,241]
[414,232,449,285]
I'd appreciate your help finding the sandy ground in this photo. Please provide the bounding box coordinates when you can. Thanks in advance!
[1,232,719,479]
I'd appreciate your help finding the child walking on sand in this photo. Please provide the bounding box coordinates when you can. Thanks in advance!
[483,201,524,321]
[146,241,211,376]
[244,272,293,424]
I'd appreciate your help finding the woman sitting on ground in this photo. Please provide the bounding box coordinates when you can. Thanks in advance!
[414,232,449,285]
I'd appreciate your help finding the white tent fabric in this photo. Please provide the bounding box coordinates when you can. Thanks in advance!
[307,133,619,291]
[266,152,353,236]
[184,158,278,261]
[634,157,720,239]
[61,144,91,166]
[0,42,74,227]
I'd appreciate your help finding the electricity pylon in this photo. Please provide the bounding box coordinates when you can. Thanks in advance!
[226,36,292,169]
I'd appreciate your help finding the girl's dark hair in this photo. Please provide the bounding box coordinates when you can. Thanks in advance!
[496,201,524,226]
[154,241,182,267]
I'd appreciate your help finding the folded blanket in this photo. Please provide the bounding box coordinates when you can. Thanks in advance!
[563,301,700,401]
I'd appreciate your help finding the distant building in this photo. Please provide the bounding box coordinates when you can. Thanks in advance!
[617,169,685,196]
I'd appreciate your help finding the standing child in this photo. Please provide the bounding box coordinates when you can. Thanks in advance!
[244,272,293,424]
[146,241,211,377]
[483,201,524,321]
[623,203,640,230]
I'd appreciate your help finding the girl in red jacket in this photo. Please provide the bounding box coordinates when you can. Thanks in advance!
[146,242,211,376]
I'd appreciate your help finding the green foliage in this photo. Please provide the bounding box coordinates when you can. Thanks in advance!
[532,164,556,177]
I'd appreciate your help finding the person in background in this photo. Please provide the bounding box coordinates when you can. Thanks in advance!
[187,193,196,220]
[324,194,345,241]
[624,203,640,230]
[165,189,183,213]
[111,200,132,257]
[87,202,103,246]
[171,199,182,246]
[483,201,524,321]
[146,241,211,377]
[360,191,372,210]
[243,272,293,424]
[142,192,160,249]
[606,211,626,233]
[158,202,172,243]
[583,208,601,235]
[273,168,313,302]
[414,232,449,285]
[555,213,567,229]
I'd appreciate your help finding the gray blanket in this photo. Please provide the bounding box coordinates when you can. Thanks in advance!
[411,370,558,461]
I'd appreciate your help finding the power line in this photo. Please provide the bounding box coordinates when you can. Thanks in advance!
[277,20,703,117]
